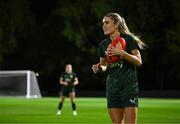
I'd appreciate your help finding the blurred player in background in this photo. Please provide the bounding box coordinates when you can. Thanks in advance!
[56,64,79,116]
[92,13,146,123]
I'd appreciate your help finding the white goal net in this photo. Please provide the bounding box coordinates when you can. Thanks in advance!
[0,70,41,98]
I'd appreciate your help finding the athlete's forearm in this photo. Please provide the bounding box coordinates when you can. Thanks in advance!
[92,63,106,73]
[92,57,107,73]
[99,57,108,72]
[99,64,107,72]
[60,81,68,85]
[73,78,79,85]
[122,50,142,67]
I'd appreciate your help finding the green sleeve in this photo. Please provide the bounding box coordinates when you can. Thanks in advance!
[73,73,77,78]
[97,38,111,58]
[60,73,64,81]
[126,35,139,53]
[98,47,104,58]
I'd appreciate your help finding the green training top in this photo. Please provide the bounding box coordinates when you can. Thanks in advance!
[60,72,77,87]
[98,34,139,99]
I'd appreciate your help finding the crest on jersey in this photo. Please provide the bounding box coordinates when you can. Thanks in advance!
[70,74,73,78]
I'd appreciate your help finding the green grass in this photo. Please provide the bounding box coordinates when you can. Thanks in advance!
[0,97,180,123]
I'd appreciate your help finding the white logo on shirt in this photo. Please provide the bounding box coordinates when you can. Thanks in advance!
[130,98,136,104]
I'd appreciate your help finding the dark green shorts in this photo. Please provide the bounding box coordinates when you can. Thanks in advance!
[107,95,138,108]
[60,86,75,96]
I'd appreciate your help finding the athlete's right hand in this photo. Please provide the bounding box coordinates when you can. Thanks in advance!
[92,63,100,73]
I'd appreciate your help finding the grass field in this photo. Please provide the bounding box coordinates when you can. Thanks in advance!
[0,97,180,123]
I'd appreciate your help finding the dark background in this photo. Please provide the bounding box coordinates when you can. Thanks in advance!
[0,0,179,97]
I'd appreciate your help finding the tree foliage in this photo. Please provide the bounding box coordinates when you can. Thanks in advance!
[0,0,180,95]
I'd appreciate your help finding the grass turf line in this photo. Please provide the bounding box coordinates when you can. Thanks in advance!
[0,97,180,123]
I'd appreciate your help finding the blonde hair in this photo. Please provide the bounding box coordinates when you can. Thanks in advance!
[105,13,147,49]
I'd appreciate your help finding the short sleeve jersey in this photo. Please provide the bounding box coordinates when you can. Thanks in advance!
[60,72,77,87]
[98,34,140,98]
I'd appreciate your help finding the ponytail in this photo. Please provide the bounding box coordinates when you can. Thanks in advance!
[105,13,147,49]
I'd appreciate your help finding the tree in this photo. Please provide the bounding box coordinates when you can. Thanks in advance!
[0,0,34,67]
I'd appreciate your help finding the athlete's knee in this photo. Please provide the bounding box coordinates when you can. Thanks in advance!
[60,97,65,102]
[69,93,75,100]
[111,117,123,124]
[124,107,137,123]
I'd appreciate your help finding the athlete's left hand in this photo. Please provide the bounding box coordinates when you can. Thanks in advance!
[107,42,124,56]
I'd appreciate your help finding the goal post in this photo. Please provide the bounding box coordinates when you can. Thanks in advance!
[0,70,41,98]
